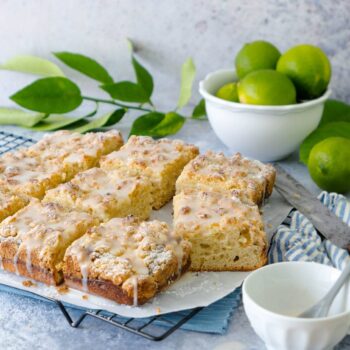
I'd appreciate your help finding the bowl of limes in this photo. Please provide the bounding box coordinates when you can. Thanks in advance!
[199,41,332,161]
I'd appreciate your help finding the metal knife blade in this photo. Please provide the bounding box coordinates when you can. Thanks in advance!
[274,164,350,249]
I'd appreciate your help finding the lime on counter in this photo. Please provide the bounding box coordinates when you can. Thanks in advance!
[308,137,350,193]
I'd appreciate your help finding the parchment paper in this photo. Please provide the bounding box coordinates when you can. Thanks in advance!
[0,191,292,318]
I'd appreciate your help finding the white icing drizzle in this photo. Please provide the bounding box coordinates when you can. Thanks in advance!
[66,217,188,305]
[132,276,138,307]
[74,247,90,292]
[0,200,93,280]
[13,251,19,275]
[178,151,274,203]
[101,135,196,173]
[26,247,32,274]
[28,130,122,164]
[0,150,63,189]
[174,189,262,241]
[80,264,89,292]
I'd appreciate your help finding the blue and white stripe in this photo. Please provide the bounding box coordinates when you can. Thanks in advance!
[269,192,350,270]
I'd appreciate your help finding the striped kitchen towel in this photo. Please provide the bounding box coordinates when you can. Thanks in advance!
[269,192,350,270]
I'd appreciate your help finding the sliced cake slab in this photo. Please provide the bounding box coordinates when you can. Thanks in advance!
[100,135,199,209]
[0,150,66,199]
[173,189,267,271]
[0,199,96,285]
[176,151,276,205]
[43,167,152,222]
[27,130,124,180]
[0,186,29,223]
[63,216,191,305]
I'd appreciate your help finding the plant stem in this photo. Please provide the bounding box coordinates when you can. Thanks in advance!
[82,96,152,112]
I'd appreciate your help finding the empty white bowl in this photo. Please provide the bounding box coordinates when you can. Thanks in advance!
[242,262,350,350]
[199,69,331,162]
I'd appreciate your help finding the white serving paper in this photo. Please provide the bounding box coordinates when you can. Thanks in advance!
[0,191,292,318]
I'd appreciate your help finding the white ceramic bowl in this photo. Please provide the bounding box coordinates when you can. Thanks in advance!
[242,262,350,350]
[199,69,331,162]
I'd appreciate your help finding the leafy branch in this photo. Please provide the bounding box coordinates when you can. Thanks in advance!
[0,43,207,136]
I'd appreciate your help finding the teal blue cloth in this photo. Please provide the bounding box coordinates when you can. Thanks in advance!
[156,288,241,333]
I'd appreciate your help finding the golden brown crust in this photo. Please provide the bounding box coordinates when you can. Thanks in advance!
[64,258,191,305]
[2,257,59,285]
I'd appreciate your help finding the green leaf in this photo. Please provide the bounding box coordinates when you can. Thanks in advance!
[29,108,98,131]
[126,38,135,53]
[101,81,149,103]
[191,99,207,119]
[129,111,185,137]
[129,112,164,136]
[152,112,185,137]
[71,109,126,133]
[54,52,113,84]
[177,58,196,109]
[299,122,350,164]
[126,39,153,101]
[319,99,350,126]
[29,115,87,131]
[0,108,46,127]
[10,77,83,113]
[0,55,64,76]
[132,57,153,99]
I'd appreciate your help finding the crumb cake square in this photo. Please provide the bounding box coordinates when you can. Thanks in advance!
[27,130,124,180]
[0,186,29,223]
[100,135,199,209]
[176,151,276,205]
[63,216,191,305]
[0,150,65,199]
[43,167,152,222]
[0,199,96,285]
[173,189,267,271]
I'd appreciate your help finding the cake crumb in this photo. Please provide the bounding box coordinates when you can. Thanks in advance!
[82,294,89,300]
[267,223,273,228]
[156,307,161,314]
[22,280,36,287]
[57,284,69,294]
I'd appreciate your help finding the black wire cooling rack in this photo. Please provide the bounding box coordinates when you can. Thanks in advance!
[0,130,205,341]
[0,130,37,153]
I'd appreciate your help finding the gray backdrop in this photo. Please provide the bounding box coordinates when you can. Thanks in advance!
[0,0,349,112]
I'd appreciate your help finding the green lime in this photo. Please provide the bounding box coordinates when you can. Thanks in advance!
[237,69,296,106]
[235,40,281,79]
[216,82,239,102]
[277,44,331,99]
[308,137,350,193]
